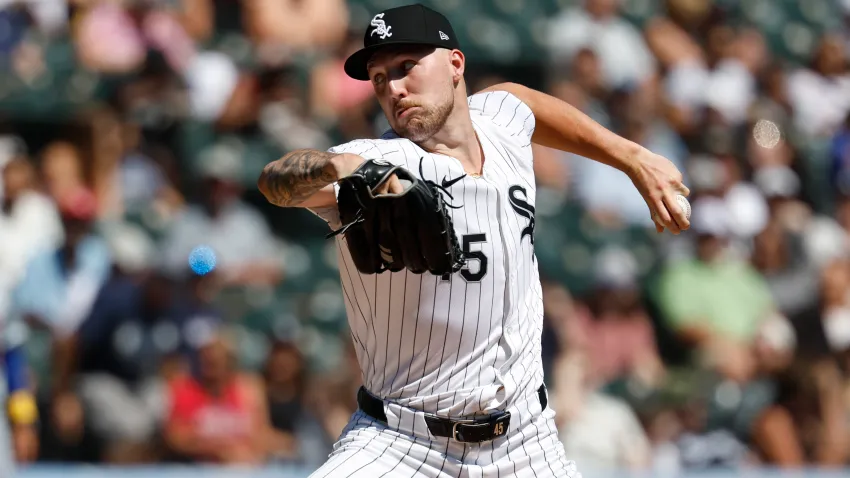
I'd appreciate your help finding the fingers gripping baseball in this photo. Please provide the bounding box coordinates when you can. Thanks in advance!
[632,151,691,234]
[665,189,691,231]
[652,188,690,234]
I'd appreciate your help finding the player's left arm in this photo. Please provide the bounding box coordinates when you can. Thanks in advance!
[479,82,690,234]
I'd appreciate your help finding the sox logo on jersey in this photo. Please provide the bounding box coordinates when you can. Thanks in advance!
[509,185,536,258]
[307,90,580,478]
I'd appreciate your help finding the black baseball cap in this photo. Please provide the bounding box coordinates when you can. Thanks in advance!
[344,3,460,81]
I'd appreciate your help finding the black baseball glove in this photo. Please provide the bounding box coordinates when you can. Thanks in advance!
[327,158,466,276]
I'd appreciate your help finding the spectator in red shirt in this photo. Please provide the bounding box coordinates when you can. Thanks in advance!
[164,330,271,465]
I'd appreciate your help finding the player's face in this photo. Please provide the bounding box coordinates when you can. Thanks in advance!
[367,46,456,143]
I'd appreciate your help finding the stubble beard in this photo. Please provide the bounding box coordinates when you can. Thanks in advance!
[396,91,455,144]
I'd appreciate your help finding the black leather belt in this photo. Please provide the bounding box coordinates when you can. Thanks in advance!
[356,384,548,443]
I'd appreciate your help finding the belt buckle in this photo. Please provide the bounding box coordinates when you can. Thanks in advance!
[451,413,510,443]
[451,419,476,443]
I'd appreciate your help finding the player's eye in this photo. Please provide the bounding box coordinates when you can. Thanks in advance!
[372,73,386,86]
[402,60,416,72]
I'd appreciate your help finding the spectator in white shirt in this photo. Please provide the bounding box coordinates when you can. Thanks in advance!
[10,187,111,337]
[0,157,63,322]
[547,0,656,90]
[787,34,850,138]
[646,19,766,129]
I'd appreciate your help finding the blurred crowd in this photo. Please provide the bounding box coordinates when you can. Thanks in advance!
[2,0,850,474]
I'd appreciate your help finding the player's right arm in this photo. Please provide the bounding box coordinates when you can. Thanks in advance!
[258,147,405,208]
[257,149,363,208]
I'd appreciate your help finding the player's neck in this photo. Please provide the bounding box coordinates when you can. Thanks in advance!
[417,103,483,176]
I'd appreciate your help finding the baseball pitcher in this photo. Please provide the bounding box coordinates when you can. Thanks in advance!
[258,4,690,477]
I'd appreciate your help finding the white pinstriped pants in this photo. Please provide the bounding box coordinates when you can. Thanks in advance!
[309,389,582,478]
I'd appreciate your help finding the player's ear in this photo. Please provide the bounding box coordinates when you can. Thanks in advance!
[449,49,465,84]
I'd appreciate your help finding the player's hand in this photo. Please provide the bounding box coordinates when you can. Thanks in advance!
[627,149,690,234]
[374,173,405,195]
[331,153,404,195]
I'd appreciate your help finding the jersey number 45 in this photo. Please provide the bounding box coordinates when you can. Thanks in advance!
[442,233,487,283]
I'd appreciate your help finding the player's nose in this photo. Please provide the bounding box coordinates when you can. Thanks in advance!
[388,77,408,99]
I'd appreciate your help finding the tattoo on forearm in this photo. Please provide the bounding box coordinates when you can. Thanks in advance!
[258,149,338,206]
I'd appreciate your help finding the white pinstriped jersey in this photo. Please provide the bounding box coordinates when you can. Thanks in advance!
[312,90,544,419]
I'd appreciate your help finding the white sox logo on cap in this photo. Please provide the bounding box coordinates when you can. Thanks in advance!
[370,13,392,40]
[345,4,461,80]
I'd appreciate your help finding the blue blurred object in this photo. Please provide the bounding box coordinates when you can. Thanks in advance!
[0,9,30,58]
[188,245,217,275]
[831,124,850,196]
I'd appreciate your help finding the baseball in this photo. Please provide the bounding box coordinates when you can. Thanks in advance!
[652,195,691,222]
[676,194,691,219]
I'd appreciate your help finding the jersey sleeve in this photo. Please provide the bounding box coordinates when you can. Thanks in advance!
[467,90,536,144]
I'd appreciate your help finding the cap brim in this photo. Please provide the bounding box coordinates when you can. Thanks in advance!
[343,41,449,81]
